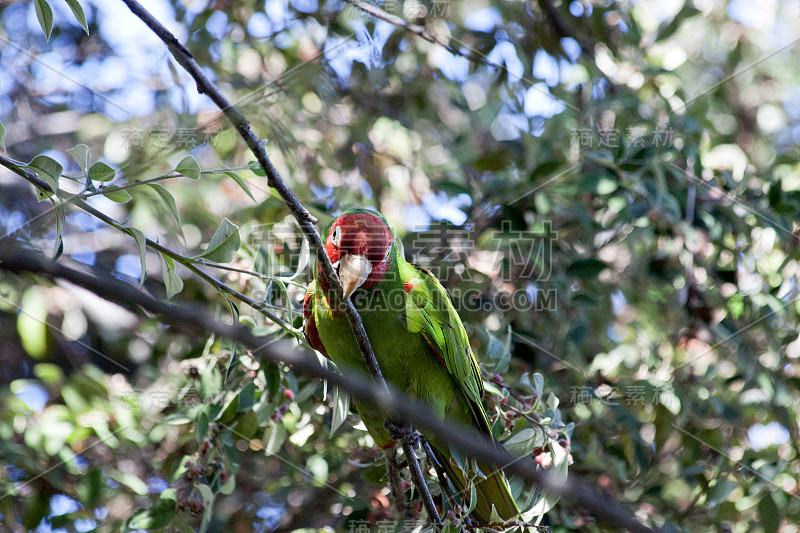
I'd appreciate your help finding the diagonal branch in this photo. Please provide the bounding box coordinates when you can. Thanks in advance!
[0,246,662,533]
[0,154,290,330]
[117,0,383,404]
[116,0,439,525]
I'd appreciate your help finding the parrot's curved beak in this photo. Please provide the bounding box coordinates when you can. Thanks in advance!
[338,253,372,298]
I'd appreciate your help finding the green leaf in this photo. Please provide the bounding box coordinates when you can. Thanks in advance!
[80,467,104,509]
[223,171,256,202]
[33,0,53,39]
[89,161,116,182]
[68,144,91,175]
[126,228,147,288]
[125,489,176,530]
[159,253,183,299]
[197,484,214,533]
[63,0,89,33]
[758,494,779,533]
[579,172,617,195]
[521,440,568,521]
[109,470,148,496]
[237,382,256,411]
[28,155,63,194]
[50,197,64,259]
[197,411,209,441]
[490,325,513,373]
[0,121,6,151]
[103,189,132,203]
[533,372,544,399]
[467,482,478,514]
[503,428,541,457]
[219,466,237,495]
[306,455,329,485]
[224,296,240,382]
[33,363,63,384]
[248,160,266,177]
[706,479,734,507]
[216,393,239,423]
[530,160,561,181]
[198,218,240,263]
[17,288,48,359]
[149,183,181,224]
[472,149,510,171]
[655,5,700,42]
[262,421,287,455]
[566,258,608,279]
[176,155,201,180]
[330,386,349,436]
[265,363,281,399]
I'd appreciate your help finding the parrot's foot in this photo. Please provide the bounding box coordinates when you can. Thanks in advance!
[385,420,418,447]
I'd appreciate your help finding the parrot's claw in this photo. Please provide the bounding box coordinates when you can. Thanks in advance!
[385,420,418,446]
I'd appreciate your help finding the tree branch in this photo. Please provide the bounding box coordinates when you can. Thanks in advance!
[117,0,384,405]
[0,155,292,331]
[116,0,441,523]
[0,246,662,533]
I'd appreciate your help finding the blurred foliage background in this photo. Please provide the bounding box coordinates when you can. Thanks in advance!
[1,0,800,531]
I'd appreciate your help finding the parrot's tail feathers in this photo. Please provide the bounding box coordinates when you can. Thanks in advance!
[433,448,519,525]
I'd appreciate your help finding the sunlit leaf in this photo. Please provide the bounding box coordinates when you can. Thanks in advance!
[126,227,147,288]
[33,0,53,39]
[17,288,48,359]
[68,144,91,175]
[63,0,89,33]
[330,386,350,436]
[27,155,62,195]
[149,183,181,224]
[176,155,201,180]
[198,218,240,263]
[103,189,132,203]
[89,161,116,182]
[159,252,183,299]
[223,171,256,202]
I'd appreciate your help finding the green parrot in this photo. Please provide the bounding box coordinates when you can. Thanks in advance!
[303,208,519,524]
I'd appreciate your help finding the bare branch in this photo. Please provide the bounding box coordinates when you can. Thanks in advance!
[0,246,662,533]
[117,0,384,400]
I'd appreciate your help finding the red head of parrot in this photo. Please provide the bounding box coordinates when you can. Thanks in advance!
[319,209,394,298]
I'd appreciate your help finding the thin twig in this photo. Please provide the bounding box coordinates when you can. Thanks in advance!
[421,436,457,511]
[0,156,293,331]
[401,431,441,525]
[385,446,411,518]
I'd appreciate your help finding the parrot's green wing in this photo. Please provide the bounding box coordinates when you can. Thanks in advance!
[402,261,519,522]
[402,262,490,433]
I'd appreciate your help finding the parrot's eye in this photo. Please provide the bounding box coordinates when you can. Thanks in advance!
[331,225,342,247]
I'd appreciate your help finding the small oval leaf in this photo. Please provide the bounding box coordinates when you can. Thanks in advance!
[103,189,132,203]
[89,161,116,182]
[176,155,201,180]
[68,144,91,174]
[28,155,63,194]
